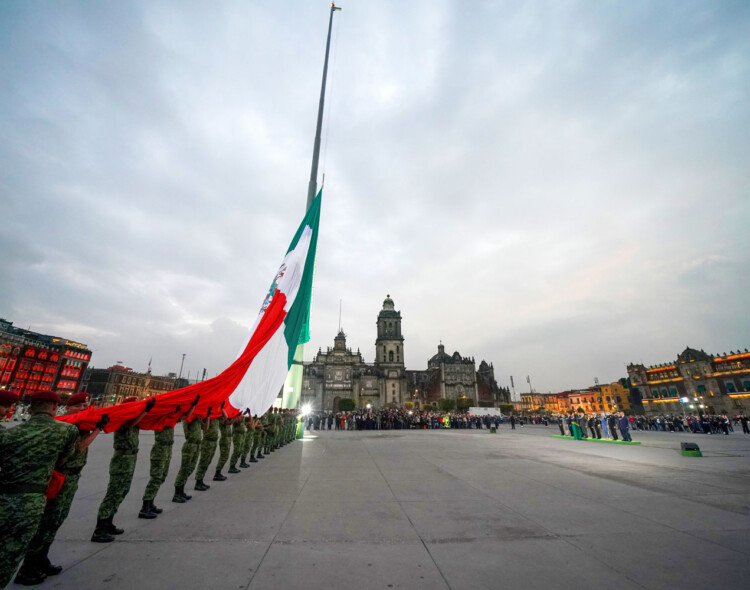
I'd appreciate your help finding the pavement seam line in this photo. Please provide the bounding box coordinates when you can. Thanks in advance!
[244,444,313,590]
[362,436,454,590]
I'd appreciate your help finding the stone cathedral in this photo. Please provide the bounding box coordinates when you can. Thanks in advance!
[300,295,509,411]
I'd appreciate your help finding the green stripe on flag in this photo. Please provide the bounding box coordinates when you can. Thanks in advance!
[283,190,322,366]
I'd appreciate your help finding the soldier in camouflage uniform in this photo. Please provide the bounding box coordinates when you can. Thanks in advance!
[261,411,273,455]
[270,408,280,451]
[92,396,156,543]
[0,390,78,588]
[140,401,190,518]
[248,416,262,463]
[283,410,293,444]
[17,393,107,582]
[239,415,254,468]
[194,402,226,490]
[213,408,232,481]
[228,412,248,473]
[173,394,203,502]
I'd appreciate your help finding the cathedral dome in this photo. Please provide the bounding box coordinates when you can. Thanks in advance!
[378,294,400,319]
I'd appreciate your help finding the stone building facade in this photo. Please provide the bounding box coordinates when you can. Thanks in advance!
[82,365,182,406]
[627,346,750,416]
[300,296,510,411]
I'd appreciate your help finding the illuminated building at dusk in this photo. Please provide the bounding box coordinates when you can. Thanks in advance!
[628,347,750,416]
[0,318,91,399]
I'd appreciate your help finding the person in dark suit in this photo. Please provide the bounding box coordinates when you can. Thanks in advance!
[617,412,632,442]
[607,414,619,440]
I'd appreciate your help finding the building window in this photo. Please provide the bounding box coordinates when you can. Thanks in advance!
[725,382,737,393]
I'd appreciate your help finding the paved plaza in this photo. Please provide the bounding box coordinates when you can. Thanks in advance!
[12,424,750,590]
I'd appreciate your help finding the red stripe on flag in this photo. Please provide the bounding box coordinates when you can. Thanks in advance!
[57,291,288,432]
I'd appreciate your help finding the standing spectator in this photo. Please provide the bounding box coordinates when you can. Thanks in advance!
[618,412,632,442]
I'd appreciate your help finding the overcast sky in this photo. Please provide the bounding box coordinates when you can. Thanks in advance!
[2,0,748,394]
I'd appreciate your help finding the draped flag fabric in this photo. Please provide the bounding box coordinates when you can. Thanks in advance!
[57,191,322,432]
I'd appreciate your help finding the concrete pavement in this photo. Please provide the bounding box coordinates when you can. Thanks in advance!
[12,424,750,590]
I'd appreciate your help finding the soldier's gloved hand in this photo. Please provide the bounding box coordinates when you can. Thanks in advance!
[192,394,200,407]
[173,405,181,415]
[244,408,251,416]
[221,401,226,410]
[96,414,110,430]
[206,407,212,418]
[145,397,156,412]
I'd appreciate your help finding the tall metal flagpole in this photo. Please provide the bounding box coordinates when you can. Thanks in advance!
[307,3,341,210]
[283,3,341,410]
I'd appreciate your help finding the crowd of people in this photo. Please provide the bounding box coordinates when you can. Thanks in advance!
[518,412,749,436]
[304,408,504,431]
[304,407,750,440]
[0,389,299,588]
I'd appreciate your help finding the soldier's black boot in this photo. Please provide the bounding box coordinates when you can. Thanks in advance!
[249,455,258,463]
[173,485,192,501]
[150,501,163,514]
[14,563,46,586]
[40,543,63,575]
[213,470,227,481]
[106,517,124,535]
[139,500,157,519]
[91,520,115,543]
[172,486,187,503]
[195,480,210,491]
[228,465,241,474]
[257,450,265,459]
[239,459,250,468]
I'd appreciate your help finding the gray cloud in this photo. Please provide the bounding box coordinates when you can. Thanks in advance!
[1,0,748,393]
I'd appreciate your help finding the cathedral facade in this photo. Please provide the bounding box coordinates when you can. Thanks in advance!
[300,296,510,411]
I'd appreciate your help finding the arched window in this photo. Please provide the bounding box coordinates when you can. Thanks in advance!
[726,382,737,393]
[743,381,750,391]
[389,351,394,362]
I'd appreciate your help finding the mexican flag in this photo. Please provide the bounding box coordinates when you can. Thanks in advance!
[229,191,321,415]
[56,192,321,431]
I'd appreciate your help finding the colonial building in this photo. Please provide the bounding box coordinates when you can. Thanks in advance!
[300,296,509,411]
[520,381,633,416]
[628,346,750,416]
[82,365,182,406]
[0,318,91,399]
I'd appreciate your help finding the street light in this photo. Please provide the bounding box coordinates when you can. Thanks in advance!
[679,397,689,418]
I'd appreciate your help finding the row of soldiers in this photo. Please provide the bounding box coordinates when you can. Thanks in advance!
[0,389,299,588]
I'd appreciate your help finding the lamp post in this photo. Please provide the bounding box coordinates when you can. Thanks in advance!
[679,397,688,419]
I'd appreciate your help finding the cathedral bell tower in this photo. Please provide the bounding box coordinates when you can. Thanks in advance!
[375,295,406,406]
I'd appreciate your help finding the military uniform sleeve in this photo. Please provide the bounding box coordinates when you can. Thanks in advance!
[55,423,80,470]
